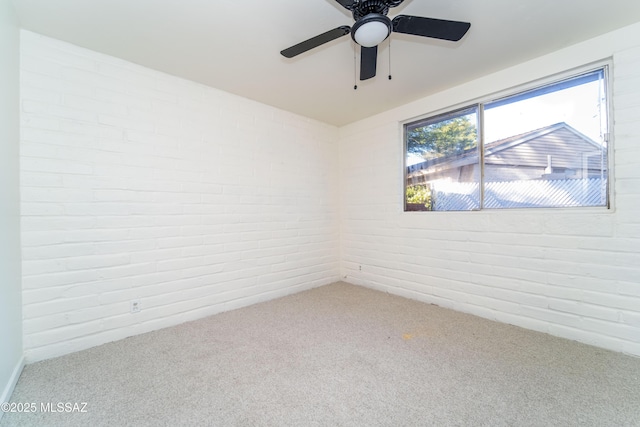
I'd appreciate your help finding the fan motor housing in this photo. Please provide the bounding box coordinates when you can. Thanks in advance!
[352,0,390,20]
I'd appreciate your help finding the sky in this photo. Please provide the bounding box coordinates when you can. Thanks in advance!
[483,80,607,144]
[407,76,607,166]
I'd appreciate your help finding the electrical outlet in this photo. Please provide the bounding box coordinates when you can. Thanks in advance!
[130,299,141,313]
[359,265,362,271]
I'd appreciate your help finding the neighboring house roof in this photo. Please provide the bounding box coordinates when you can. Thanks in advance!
[406,122,609,210]
[407,122,606,176]
[484,122,605,170]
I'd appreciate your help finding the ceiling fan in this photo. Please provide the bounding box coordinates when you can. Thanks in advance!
[280,0,471,81]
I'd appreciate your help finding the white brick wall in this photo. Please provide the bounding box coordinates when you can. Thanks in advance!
[0,0,23,411]
[339,22,640,357]
[20,31,340,362]
[19,23,640,362]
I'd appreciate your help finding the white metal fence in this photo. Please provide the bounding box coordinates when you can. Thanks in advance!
[430,177,607,210]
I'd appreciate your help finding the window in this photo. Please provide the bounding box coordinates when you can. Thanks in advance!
[404,67,609,211]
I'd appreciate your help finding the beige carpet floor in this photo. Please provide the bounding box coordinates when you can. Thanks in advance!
[2,282,640,426]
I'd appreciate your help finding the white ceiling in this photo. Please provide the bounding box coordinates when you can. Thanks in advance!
[11,0,640,126]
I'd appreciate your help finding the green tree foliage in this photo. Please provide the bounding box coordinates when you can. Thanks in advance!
[407,116,477,158]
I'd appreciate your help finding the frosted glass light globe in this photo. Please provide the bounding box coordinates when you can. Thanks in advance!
[354,21,390,47]
[353,16,391,47]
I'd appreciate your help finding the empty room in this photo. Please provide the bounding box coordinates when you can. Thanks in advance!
[2,0,640,425]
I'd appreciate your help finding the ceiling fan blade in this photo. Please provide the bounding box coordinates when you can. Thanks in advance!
[334,0,355,10]
[281,26,351,58]
[360,46,377,80]
[392,15,471,41]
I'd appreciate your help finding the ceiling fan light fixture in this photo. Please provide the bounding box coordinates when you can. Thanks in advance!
[280,1,471,81]
[351,14,391,47]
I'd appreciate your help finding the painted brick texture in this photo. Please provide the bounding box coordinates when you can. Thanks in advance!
[20,31,340,361]
[19,23,640,362]
[339,23,640,356]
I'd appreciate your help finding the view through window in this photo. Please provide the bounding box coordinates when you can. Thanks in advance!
[405,67,609,211]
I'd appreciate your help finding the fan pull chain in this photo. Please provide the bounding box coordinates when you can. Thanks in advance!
[388,37,392,80]
[354,44,358,90]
